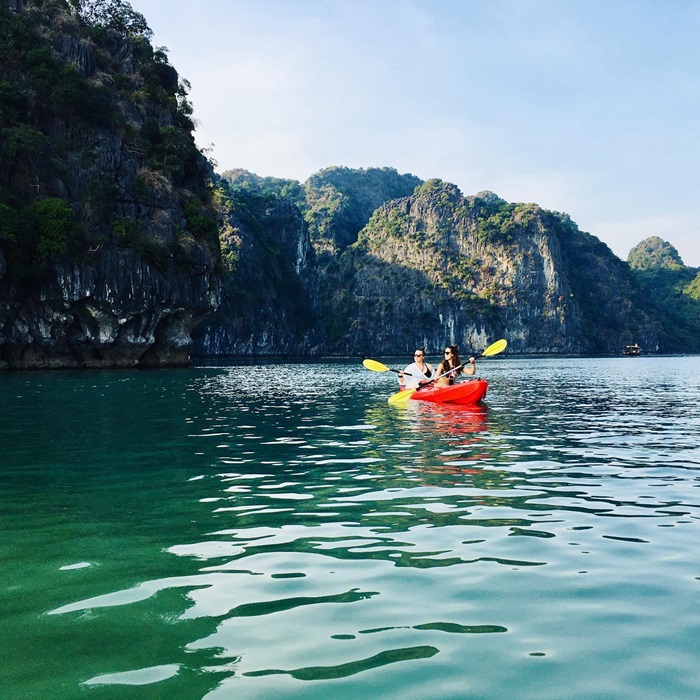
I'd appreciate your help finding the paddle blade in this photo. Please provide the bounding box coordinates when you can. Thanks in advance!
[363,359,390,372]
[388,388,416,406]
[481,338,507,357]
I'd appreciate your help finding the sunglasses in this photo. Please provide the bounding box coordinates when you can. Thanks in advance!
[414,353,424,357]
[444,350,452,355]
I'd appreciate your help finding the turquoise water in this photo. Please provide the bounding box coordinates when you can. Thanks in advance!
[2,356,700,699]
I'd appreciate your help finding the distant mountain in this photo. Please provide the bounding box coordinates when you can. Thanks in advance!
[303,166,423,255]
[203,171,667,356]
[628,236,684,270]
[320,180,659,354]
[194,166,421,356]
[628,237,700,350]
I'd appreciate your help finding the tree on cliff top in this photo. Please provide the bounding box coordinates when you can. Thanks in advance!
[628,236,684,270]
[73,0,151,37]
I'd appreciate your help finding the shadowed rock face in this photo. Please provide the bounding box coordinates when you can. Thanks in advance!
[0,248,220,369]
[0,0,222,368]
[0,252,219,369]
[192,196,324,357]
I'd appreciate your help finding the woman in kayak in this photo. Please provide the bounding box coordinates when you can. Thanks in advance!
[435,345,475,386]
[398,348,435,389]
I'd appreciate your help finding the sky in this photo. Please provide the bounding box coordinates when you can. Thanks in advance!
[131,0,700,266]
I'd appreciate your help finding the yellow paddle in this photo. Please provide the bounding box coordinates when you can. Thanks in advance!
[362,359,420,378]
[387,338,508,406]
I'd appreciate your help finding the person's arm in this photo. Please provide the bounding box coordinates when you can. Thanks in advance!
[398,364,412,386]
[464,357,476,376]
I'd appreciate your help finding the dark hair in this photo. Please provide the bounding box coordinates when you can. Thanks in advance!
[438,344,463,381]
[448,345,461,367]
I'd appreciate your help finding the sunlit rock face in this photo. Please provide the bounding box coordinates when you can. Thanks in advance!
[319,182,660,356]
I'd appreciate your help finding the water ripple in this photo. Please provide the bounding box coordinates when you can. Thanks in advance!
[5,356,700,698]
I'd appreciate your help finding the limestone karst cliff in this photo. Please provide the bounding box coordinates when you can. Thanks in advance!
[193,166,422,357]
[0,0,221,368]
[211,172,663,357]
[321,181,660,355]
[1,3,687,366]
[192,182,323,356]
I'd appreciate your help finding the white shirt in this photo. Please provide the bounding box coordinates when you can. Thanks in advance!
[401,361,434,389]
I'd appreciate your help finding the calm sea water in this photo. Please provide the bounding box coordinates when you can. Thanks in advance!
[2,355,700,699]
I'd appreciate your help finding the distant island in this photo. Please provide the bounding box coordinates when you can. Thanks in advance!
[1,0,699,369]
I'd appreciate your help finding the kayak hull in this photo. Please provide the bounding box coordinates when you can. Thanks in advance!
[409,379,488,405]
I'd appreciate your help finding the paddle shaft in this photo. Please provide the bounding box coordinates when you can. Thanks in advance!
[388,368,416,377]
[412,344,498,393]
[413,361,469,393]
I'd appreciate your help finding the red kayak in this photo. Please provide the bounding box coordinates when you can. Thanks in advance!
[409,379,488,405]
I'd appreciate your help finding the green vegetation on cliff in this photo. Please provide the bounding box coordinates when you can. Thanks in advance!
[0,0,221,277]
[0,0,222,369]
[305,166,423,254]
[0,197,81,277]
[628,236,684,270]
[221,168,305,205]
[628,237,700,350]
[223,165,423,255]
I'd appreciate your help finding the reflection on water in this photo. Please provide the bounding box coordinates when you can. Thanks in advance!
[3,357,700,698]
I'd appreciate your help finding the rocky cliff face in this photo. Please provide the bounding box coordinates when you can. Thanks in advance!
[2,248,218,368]
[193,166,422,357]
[205,171,664,357]
[323,181,660,355]
[192,186,323,356]
[0,0,221,369]
[0,3,676,364]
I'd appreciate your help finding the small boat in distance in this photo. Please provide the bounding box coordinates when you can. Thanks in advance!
[623,343,642,356]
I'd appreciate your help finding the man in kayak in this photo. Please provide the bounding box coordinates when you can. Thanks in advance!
[435,345,476,387]
[397,348,436,389]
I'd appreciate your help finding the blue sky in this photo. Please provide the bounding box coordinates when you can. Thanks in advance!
[132,0,700,266]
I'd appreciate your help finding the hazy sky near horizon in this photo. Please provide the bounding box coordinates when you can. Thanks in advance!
[132,0,700,266]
